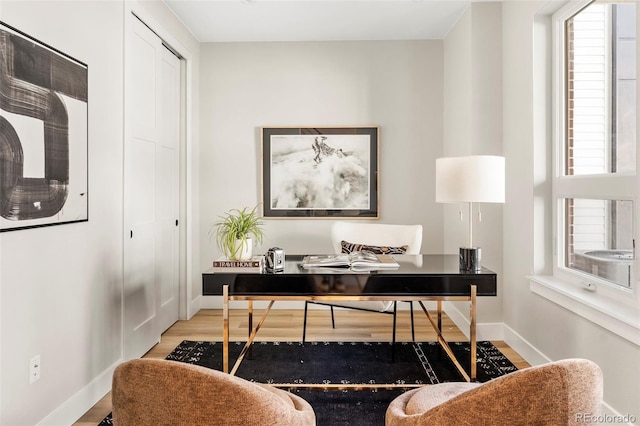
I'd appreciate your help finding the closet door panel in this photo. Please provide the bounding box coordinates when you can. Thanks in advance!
[156,45,180,333]
[124,15,180,359]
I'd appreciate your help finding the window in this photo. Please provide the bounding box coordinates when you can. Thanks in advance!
[564,198,633,288]
[552,1,638,303]
[566,3,636,177]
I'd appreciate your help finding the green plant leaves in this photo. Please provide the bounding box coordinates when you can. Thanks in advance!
[213,205,265,259]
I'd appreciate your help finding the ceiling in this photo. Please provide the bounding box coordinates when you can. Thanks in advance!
[162,0,472,42]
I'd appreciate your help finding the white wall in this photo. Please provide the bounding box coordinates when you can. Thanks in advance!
[198,40,445,270]
[502,1,640,420]
[0,2,123,424]
[0,1,199,424]
[443,8,473,254]
[443,3,504,325]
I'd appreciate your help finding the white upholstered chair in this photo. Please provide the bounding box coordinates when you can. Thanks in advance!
[303,222,423,347]
[329,222,423,256]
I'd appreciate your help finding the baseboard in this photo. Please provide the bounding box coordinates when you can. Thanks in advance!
[38,359,120,426]
[187,294,201,320]
[441,302,504,341]
[600,403,634,425]
[502,323,551,367]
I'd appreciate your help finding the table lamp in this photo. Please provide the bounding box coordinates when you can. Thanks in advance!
[435,155,505,271]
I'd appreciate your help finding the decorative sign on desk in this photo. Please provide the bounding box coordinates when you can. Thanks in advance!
[212,256,264,273]
[261,127,379,218]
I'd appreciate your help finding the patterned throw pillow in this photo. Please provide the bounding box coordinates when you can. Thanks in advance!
[340,240,408,255]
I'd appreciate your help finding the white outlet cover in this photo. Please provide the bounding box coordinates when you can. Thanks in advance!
[29,355,41,384]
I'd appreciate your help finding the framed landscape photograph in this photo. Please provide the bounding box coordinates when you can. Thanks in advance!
[262,127,379,218]
[0,22,88,232]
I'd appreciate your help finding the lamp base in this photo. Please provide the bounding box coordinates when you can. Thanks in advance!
[459,247,482,272]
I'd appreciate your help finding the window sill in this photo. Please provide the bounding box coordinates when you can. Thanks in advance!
[528,275,640,347]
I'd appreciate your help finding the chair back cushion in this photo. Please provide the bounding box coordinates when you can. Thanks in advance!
[112,358,315,426]
[340,240,408,255]
[331,222,423,255]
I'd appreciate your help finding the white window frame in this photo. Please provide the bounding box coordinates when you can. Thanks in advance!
[530,0,640,346]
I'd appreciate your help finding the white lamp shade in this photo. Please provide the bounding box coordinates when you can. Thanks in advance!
[435,155,505,203]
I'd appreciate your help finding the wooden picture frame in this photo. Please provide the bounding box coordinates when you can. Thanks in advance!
[262,127,379,218]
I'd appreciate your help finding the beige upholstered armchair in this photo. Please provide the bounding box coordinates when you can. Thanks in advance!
[386,358,603,426]
[112,358,316,426]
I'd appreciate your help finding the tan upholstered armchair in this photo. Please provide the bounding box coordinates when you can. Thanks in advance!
[386,358,603,426]
[112,358,316,426]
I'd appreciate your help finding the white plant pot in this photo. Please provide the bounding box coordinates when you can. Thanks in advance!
[233,238,252,260]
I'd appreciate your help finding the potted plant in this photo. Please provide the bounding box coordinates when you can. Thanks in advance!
[213,205,265,260]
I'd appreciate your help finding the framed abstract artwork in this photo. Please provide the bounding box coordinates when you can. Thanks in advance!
[262,127,379,218]
[0,22,88,232]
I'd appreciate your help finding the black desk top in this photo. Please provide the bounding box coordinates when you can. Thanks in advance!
[202,254,497,297]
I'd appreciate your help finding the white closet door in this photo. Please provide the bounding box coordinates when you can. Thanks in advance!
[124,15,180,359]
[156,45,180,333]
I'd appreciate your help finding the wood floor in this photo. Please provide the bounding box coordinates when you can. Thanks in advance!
[73,308,530,425]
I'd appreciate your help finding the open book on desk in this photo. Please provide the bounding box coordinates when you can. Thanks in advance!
[301,251,400,271]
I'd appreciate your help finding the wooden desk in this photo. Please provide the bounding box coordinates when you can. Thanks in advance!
[202,254,497,384]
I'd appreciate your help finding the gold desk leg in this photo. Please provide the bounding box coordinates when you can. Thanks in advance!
[230,300,275,376]
[223,285,229,374]
[419,301,470,383]
[470,284,477,381]
[248,300,253,359]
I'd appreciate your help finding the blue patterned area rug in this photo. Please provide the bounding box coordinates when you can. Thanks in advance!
[100,340,517,425]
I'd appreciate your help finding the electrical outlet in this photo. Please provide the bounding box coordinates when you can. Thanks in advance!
[29,355,41,384]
